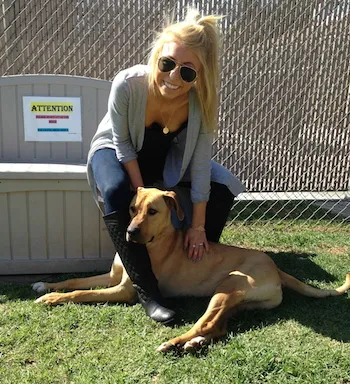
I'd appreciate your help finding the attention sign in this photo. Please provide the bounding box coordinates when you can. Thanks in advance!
[23,96,82,142]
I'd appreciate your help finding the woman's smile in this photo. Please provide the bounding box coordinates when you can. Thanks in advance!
[162,80,180,90]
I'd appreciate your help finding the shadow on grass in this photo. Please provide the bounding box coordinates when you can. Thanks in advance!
[1,252,349,344]
[0,282,38,302]
[0,272,102,302]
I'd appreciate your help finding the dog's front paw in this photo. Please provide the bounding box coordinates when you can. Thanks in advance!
[157,336,208,353]
[156,341,177,353]
[31,282,48,293]
[35,292,66,305]
[183,336,207,352]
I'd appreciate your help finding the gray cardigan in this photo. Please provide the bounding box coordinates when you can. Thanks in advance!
[87,65,244,210]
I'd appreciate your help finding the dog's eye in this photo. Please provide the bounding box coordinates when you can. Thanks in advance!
[130,206,136,214]
[148,209,157,216]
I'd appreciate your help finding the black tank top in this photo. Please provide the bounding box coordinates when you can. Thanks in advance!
[137,121,187,185]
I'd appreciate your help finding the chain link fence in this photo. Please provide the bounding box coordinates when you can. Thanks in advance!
[1,0,349,226]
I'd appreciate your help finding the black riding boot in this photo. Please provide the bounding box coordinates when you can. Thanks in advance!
[103,211,175,324]
[205,182,235,242]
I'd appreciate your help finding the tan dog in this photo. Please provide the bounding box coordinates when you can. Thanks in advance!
[33,187,350,352]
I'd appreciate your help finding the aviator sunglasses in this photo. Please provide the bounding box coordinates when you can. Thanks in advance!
[158,56,197,83]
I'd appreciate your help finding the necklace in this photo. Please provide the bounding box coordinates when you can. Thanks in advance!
[159,106,176,135]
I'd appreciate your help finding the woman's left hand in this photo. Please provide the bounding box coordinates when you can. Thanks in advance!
[184,228,210,262]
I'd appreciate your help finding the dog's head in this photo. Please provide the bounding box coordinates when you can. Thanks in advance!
[126,187,184,244]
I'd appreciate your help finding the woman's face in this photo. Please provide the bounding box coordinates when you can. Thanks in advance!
[155,40,201,102]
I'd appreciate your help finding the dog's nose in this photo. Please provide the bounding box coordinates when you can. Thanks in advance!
[127,226,140,237]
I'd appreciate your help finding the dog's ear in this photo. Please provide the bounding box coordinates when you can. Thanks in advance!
[163,191,184,221]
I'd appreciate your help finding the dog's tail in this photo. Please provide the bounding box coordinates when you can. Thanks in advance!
[278,270,350,298]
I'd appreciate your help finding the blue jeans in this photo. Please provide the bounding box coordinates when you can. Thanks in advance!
[91,148,132,214]
[91,148,234,242]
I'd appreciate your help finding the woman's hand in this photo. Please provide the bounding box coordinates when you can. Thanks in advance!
[123,159,144,191]
[184,227,210,262]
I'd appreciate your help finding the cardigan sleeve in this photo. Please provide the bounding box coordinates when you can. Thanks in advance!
[108,72,138,163]
[189,123,213,203]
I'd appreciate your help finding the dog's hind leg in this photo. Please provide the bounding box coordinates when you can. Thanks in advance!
[157,276,248,353]
[183,317,230,353]
[157,291,240,352]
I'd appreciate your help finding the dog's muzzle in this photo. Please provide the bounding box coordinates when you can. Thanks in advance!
[126,226,141,243]
[126,225,154,244]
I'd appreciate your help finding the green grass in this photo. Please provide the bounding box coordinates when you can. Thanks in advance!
[1,220,349,384]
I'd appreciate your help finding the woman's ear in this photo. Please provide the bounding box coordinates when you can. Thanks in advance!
[163,191,184,221]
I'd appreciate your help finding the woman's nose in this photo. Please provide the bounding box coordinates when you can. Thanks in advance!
[168,66,181,81]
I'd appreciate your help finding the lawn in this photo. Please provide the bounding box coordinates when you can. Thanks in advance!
[0,216,349,384]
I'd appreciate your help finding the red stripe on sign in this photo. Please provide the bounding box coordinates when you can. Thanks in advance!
[49,120,57,123]
[36,115,69,119]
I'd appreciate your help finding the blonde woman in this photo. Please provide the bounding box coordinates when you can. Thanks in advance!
[87,9,244,324]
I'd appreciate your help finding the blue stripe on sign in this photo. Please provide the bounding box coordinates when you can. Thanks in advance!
[38,128,69,132]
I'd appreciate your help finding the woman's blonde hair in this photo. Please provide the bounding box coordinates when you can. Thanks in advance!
[148,8,222,132]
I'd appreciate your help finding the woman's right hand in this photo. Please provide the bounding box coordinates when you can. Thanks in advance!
[184,227,209,262]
